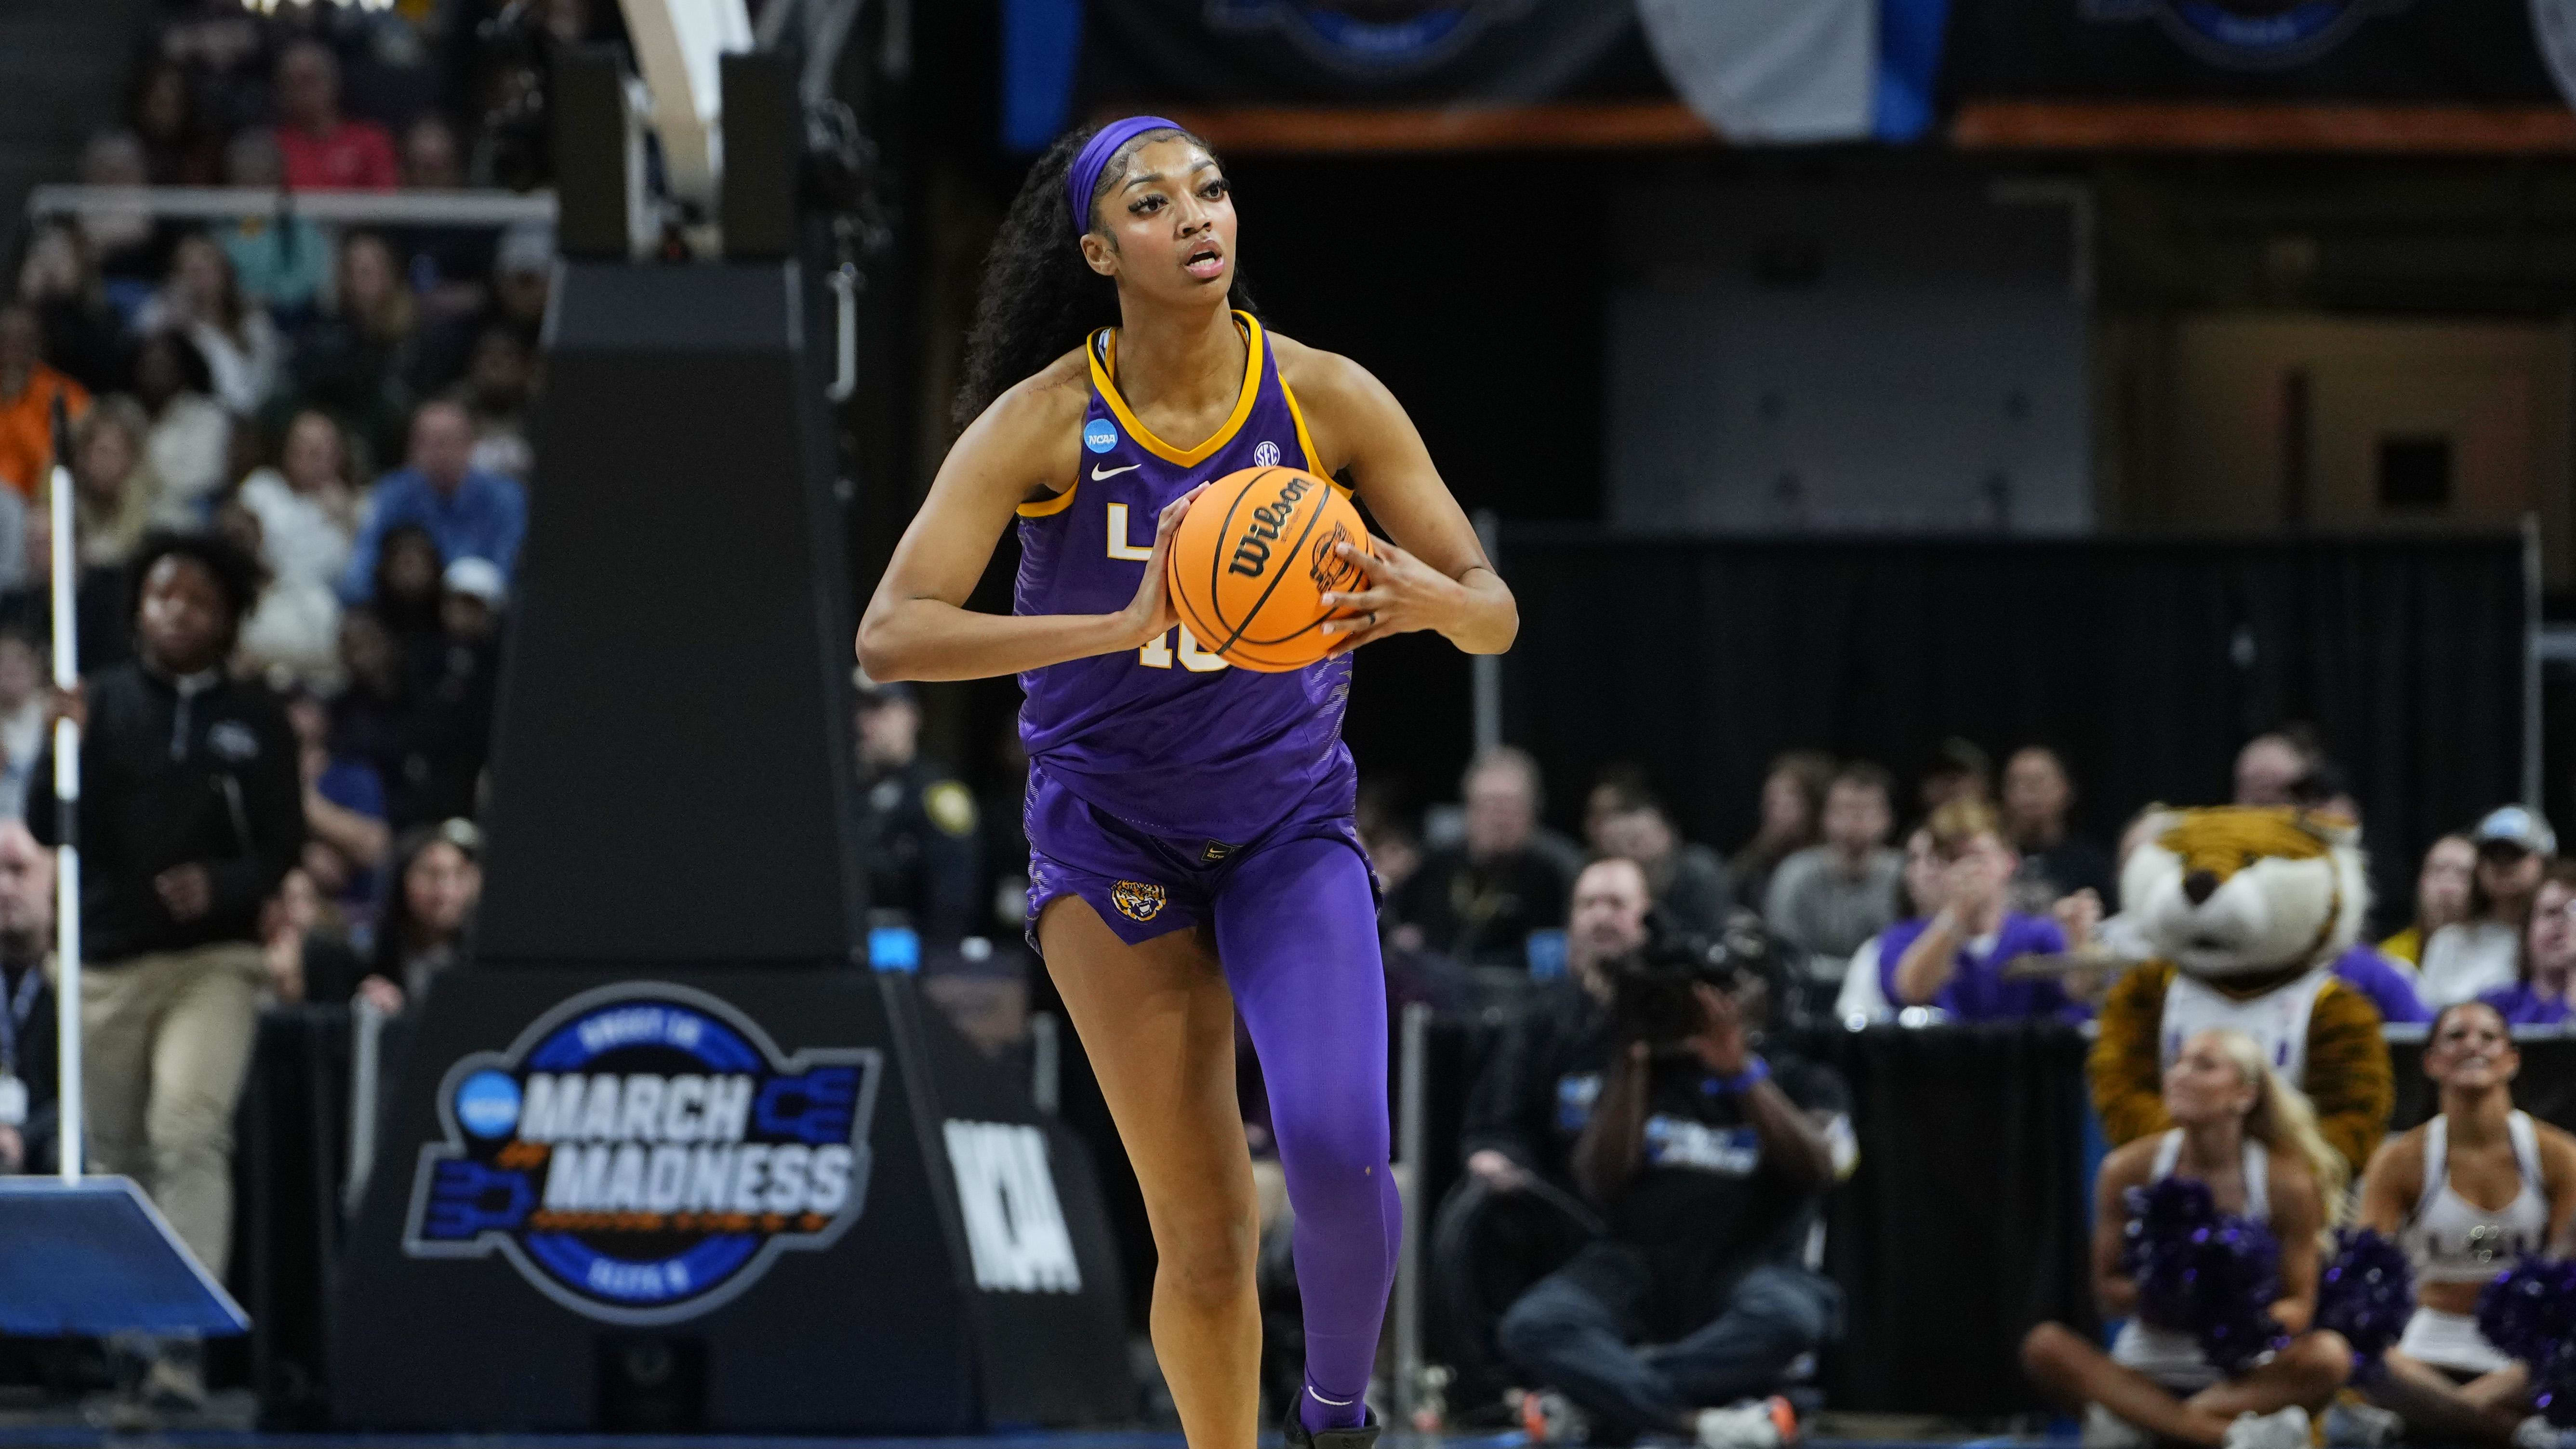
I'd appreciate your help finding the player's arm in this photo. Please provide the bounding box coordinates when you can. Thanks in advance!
[1275,339,1517,657]
[858,361,1195,682]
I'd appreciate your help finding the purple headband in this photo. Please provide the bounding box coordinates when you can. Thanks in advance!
[1066,115,1187,235]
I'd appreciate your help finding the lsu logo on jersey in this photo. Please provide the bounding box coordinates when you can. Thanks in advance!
[1110,881,1168,923]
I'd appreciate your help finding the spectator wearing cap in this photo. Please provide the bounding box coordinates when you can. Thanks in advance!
[0,302,90,503]
[217,130,333,318]
[421,225,553,390]
[357,819,481,1013]
[380,558,506,830]
[852,674,982,944]
[272,40,399,191]
[2381,834,2475,970]
[2478,860,2576,1028]
[1389,747,1573,969]
[27,531,304,1410]
[339,399,525,604]
[0,821,58,1176]
[2421,807,2555,1008]
[1764,762,1904,989]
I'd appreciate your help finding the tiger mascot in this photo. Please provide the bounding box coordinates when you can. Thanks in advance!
[2090,805,2394,1174]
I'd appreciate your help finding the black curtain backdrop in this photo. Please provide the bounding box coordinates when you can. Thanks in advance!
[1500,532,2529,926]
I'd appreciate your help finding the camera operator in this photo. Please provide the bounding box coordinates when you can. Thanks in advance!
[1499,918,1856,1449]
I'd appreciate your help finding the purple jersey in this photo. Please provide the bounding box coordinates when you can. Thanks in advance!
[1014,311,1356,844]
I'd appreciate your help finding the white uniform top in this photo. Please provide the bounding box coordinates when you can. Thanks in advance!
[2418,922,2522,1008]
[2403,1111,2552,1284]
[2160,967,2334,1088]
[2110,1130,2273,1391]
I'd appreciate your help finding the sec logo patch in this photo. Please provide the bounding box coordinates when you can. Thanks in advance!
[1110,881,1167,923]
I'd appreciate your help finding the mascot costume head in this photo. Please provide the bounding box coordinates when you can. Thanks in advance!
[2091,806,2393,1173]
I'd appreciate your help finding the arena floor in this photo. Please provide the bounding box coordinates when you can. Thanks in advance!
[0,1429,2072,1449]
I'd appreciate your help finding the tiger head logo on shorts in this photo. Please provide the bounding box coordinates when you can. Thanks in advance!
[1110,881,1168,923]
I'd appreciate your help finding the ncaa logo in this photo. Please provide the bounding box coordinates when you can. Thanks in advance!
[1084,419,1118,454]
[2079,0,2411,67]
[1254,441,1281,467]
[403,982,884,1325]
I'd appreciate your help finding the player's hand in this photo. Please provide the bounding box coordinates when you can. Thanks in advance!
[1318,538,1460,656]
[1114,484,1208,650]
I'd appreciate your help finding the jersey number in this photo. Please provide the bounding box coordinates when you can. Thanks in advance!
[1109,502,1228,672]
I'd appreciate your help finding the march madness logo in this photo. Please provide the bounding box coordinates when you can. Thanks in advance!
[1206,0,1536,75]
[2080,0,2412,67]
[402,983,883,1325]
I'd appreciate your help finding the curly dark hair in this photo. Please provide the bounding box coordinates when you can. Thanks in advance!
[951,123,1258,434]
[127,528,266,640]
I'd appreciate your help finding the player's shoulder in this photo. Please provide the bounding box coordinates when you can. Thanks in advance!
[962,347,1094,453]
[1268,330,1382,406]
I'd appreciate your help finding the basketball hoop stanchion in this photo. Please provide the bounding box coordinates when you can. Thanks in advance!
[47,396,81,1186]
[0,399,246,1341]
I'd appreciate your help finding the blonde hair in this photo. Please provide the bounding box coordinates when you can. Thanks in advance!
[1926,797,2003,855]
[2201,1028,2350,1231]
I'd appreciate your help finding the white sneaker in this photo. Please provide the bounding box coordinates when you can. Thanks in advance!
[2082,1404,2155,1449]
[1693,1396,1795,1449]
[2221,1406,2312,1449]
[2514,1416,2576,1449]
[2322,1399,2404,1448]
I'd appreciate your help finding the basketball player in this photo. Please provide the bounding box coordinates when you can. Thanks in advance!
[2348,1001,2576,1449]
[856,118,1516,1449]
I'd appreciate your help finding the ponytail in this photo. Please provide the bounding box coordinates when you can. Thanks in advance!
[952,123,1258,434]
[2209,1029,2351,1235]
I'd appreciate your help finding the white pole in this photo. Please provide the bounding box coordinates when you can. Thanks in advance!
[47,429,81,1186]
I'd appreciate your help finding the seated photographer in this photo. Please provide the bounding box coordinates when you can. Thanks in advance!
[1497,917,1855,1449]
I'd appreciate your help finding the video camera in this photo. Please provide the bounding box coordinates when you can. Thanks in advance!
[1605,910,1780,1046]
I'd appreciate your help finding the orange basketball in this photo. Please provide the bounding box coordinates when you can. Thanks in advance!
[1166,466,1371,673]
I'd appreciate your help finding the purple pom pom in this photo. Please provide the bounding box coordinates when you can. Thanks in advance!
[2317,1229,2416,1373]
[2123,1176,2290,1376]
[2479,1261,2576,1428]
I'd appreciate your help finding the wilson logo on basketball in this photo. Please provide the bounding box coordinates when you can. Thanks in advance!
[1227,472,1315,578]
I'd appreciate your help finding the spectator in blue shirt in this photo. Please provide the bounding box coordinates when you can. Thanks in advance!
[339,399,523,603]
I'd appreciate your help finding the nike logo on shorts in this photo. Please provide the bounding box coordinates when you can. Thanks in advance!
[1091,463,1143,481]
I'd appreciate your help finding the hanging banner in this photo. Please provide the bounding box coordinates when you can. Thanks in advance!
[1947,0,2568,101]
[1083,0,1649,103]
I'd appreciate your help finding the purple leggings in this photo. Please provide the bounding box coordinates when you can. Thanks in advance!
[1215,836,1400,1430]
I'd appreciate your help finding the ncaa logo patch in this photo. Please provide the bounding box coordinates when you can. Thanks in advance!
[1110,881,1168,923]
[1084,418,1119,454]
[402,982,883,1325]
[1254,440,1281,467]
[2079,0,2411,68]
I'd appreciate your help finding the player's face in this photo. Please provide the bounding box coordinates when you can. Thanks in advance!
[1083,137,1237,305]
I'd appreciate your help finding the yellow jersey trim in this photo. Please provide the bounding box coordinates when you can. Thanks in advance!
[1088,311,1264,468]
[1278,378,1349,498]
